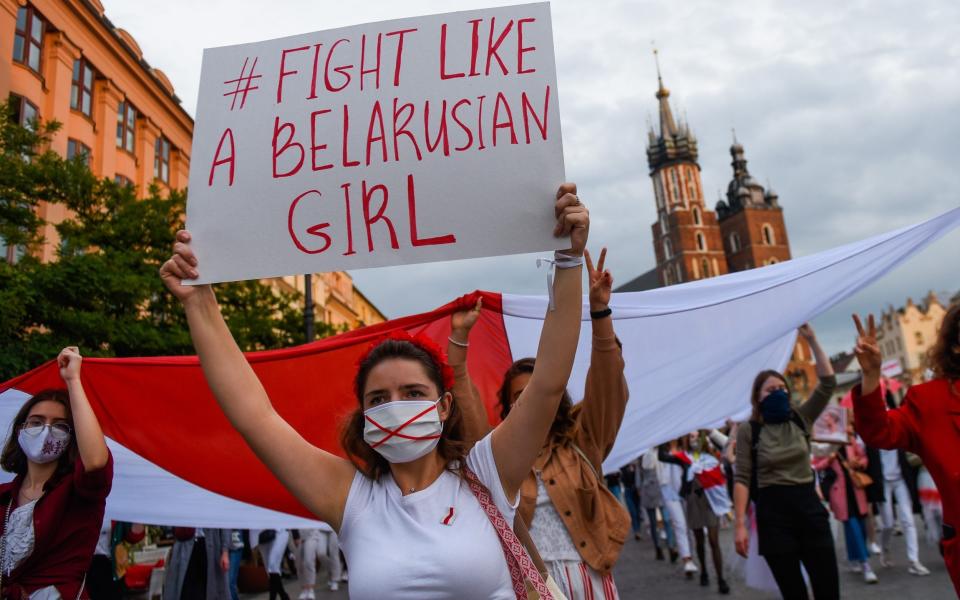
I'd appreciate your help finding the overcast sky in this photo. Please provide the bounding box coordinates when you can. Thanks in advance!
[108,0,960,357]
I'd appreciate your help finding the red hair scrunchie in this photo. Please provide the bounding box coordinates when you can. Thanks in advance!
[356,329,456,391]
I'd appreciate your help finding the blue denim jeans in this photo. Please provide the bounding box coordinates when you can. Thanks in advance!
[228,548,243,600]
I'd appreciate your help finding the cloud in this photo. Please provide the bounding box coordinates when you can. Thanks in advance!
[106,0,960,356]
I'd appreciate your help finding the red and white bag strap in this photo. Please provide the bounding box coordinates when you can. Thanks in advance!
[463,466,553,600]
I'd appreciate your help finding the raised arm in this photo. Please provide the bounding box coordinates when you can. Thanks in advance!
[58,347,109,472]
[795,323,837,424]
[849,314,919,452]
[159,231,355,529]
[492,184,587,500]
[448,299,492,447]
[576,248,628,466]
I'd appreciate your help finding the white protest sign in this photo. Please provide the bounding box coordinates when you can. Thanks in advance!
[186,3,565,284]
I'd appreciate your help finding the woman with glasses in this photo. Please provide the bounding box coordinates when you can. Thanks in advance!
[0,347,112,598]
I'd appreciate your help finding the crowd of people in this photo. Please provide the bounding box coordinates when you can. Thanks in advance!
[0,184,958,600]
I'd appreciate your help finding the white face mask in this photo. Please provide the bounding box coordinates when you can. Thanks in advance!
[363,398,443,464]
[18,426,70,464]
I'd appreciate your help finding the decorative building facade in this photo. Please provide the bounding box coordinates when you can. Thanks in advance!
[622,59,816,397]
[1,0,385,330]
[878,292,948,382]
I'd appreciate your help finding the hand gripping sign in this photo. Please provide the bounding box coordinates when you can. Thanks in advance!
[187,3,565,284]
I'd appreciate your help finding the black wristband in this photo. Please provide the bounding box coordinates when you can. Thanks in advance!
[590,307,612,320]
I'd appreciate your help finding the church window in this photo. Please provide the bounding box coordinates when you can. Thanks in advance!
[675,263,683,283]
[762,224,775,246]
[660,212,669,235]
[664,267,673,286]
[663,237,673,260]
[670,170,681,204]
[701,258,711,278]
[915,331,924,346]
[696,231,706,252]
[729,232,741,253]
[692,206,702,225]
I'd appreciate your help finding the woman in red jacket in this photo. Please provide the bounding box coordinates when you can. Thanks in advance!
[850,305,960,594]
[0,347,112,598]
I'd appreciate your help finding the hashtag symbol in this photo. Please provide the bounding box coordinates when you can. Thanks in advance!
[222,56,261,111]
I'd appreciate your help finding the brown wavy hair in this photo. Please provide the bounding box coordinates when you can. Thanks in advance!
[749,369,790,423]
[929,301,960,382]
[1,389,78,481]
[497,358,579,446]
[340,339,469,480]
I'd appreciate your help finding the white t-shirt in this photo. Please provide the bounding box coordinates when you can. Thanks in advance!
[880,449,902,481]
[339,433,517,599]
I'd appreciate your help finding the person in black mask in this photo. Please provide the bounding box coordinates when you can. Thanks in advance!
[733,324,839,600]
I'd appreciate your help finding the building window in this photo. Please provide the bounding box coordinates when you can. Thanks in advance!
[66,139,91,164]
[654,178,664,210]
[675,263,683,283]
[115,174,133,188]
[696,231,707,252]
[0,236,26,264]
[13,6,44,74]
[663,237,673,260]
[117,100,137,153]
[9,94,39,130]
[692,206,702,225]
[659,212,669,235]
[670,170,681,204]
[154,136,171,183]
[915,331,924,346]
[762,223,776,246]
[71,59,95,116]
[701,258,711,278]
[729,232,741,253]
[663,267,673,286]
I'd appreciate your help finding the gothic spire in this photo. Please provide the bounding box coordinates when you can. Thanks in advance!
[653,48,678,138]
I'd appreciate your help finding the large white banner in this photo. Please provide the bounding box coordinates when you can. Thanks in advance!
[187,3,565,284]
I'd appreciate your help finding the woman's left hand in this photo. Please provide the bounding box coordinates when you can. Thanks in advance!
[585,247,612,310]
[798,323,816,341]
[553,183,589,256]
[58,347,82,383]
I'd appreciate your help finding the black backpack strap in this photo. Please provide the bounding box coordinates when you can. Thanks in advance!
[749,420,762,502]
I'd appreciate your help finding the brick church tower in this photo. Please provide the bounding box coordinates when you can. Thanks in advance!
[715,139,792,271]
[647,56,727,287]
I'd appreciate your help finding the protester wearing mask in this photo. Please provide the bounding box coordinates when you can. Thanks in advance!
[0,347,111,598]
[849,306,960,595]
[448,246,630,600]
[160,183,589,599]
[733,323,840,599]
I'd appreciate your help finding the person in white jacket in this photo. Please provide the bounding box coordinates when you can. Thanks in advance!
[655,441,698,577]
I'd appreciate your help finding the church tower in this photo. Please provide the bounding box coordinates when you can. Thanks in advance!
[647,54,727,286]
[715,138,792,272]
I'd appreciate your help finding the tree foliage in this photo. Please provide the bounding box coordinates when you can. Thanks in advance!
[0,106,335,381]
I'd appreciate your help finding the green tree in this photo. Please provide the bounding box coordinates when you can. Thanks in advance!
[0,106,335,381]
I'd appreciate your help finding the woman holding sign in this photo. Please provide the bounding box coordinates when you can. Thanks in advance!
[160,183,587,599]
[733,323,840,599]
[446,247,630,600]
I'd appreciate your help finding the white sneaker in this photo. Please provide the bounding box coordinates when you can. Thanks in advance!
[304,590,316,600]
[908,561,931,576]
[683,559,699,574]
[868,542,882,555]
[297,592,308,600]
[862,563,879,584]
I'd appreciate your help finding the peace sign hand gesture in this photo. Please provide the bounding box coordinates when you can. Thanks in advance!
[852,313,882,394]
[584,248,612,311]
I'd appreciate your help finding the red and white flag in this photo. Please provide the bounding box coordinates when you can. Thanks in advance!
[1,208,957,527]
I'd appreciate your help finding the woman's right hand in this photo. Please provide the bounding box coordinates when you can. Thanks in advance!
[852,313,882,394]
[160,230,210,303]
[450,298,482,343]
[734,521,750,557]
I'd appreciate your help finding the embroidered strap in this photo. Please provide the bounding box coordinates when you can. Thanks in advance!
[462,467,553,600]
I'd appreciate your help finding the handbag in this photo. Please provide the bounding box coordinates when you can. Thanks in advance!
[840,458,873,489]
[462,466,554,600]
[257,529,277,545]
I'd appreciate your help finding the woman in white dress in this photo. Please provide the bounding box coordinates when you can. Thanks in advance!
[160,183,589,599]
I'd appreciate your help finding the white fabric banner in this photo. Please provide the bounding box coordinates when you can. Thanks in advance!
[502,206,960,471]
